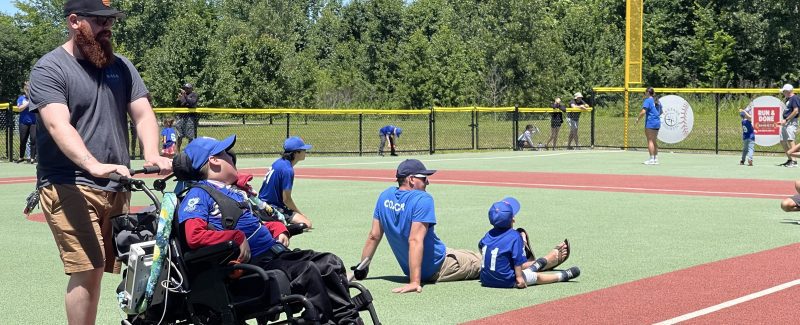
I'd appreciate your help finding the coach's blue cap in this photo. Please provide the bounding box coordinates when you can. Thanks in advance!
[284,136,312,152]
[184,135,236,170]
[395,127,402,137]
[488,197,520,229]
[396,159,436,178]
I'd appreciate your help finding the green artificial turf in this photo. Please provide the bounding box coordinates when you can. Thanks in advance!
[0,151,796,324]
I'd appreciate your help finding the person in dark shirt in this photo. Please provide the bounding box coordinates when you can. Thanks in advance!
[544,97,567,150]
[175,83,199,151]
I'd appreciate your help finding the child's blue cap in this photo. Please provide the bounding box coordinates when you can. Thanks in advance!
[184,135,236,170]
[488,197,520,229]
[740,111,746,118]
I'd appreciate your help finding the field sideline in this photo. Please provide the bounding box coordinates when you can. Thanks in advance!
[0,150,797,324]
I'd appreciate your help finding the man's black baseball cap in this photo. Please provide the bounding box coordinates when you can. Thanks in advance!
[396,159,436,178]
[64,0,126,18]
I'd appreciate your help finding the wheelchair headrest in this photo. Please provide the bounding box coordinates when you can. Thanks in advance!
[172,151,204,181]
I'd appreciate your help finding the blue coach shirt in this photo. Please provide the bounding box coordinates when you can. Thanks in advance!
[478,227,527,288]
[258,158,294,210]
[17,95,36,125]
[643,97,661,129]
[374,187,446,281]
[785,95,800,122]
[178,180,276,258]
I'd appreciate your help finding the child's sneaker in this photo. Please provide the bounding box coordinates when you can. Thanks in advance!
[560,266,581,282]
[643,159,654,165]
[739,160,745,165]
[747,159,753,166]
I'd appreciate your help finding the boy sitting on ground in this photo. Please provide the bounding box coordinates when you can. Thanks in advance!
[178,135,364,324]
[479,197,580,288]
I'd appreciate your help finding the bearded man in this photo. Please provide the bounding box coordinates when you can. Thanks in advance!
[27,0,172,323]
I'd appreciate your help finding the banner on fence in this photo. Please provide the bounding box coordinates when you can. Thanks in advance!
[747,96,785,147]
[658,95,694,144]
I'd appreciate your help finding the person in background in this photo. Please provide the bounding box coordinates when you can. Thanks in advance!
[566,93,590,149]
[544,97,566,150]
[636,87,662,165]
[16,81,37,163]
[175,82,199,151]
[161,118,177,158]
[379,125,402,156]
[739,108,755,166]
[258,136,315,229]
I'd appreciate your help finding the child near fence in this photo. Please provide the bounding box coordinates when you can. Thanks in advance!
[161,118,177,158]
[739,108,755,166]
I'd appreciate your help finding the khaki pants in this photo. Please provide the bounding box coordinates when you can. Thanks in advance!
[40,184,129,274]
[430,248,482,282]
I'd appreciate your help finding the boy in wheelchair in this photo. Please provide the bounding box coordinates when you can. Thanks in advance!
[176,135,365,324]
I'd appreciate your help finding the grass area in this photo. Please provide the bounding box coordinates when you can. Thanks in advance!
[0,151,797,324]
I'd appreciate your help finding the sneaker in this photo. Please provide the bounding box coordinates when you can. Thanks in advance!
[747,159,753,166]
[779,159,792,167]
[790,161,798,168]
[652,159,659,165]
[561,266,581,281]
[643,159,655,165]
[739,160,745,165]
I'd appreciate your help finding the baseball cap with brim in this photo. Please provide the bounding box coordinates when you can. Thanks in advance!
[574,92,583,99]
[396,159,436,178]
[488,197,521,229]
[283,136,312,152]
[64,0,126,18]
[184,135,236,170]
[782,84,794,93]
[395,127,403,137]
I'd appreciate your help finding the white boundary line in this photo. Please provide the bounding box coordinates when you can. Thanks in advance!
[302,150,625,167]
[653,279,800,324]
[296,175,787,198]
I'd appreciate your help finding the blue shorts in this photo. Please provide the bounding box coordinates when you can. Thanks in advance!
[645,122,661,130]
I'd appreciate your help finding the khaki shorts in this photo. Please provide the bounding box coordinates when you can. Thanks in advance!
[40,184,130,274]
[430,248,482,282]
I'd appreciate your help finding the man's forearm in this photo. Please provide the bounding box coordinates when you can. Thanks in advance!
[39,105,98,168]
[408,239,423,284]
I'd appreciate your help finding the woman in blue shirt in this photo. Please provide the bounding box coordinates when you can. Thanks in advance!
[636,87,661,165]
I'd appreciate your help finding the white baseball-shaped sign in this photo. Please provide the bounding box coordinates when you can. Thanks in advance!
[744,96,786,147]
[657,95,694,144]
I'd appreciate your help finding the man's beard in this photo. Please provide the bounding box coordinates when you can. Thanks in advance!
[75,24,115,68]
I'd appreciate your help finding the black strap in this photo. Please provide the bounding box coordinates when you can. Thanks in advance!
[190,183,249,230]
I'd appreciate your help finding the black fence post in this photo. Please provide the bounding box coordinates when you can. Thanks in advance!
[471,109,476,150]
[513,104,519,150]
[590,91,596,148]
[285,113,290,139]
[429,107,435,154]
[358,113,363,156]
[6,103,13,161]
[715,93,720,154]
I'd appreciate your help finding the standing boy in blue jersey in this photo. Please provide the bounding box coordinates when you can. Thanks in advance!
[258,136,314,229]
[479,197,580,288]
[160,118,177,158]
[354,159,482,293]
[378,125,402,156]
[740,109,755,166]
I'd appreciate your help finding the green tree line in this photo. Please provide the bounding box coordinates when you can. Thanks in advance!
[1,0,799,108]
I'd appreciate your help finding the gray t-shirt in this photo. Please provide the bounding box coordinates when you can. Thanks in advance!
[29,46,148,191]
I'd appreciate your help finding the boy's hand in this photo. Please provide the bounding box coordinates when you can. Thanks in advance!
[238,239,251,263]
[516,275,528,288]
[277,233,290,247]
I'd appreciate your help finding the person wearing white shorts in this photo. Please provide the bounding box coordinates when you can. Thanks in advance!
[780,84,800,167]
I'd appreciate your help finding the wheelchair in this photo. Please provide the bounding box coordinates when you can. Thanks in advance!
[112,167,381,325]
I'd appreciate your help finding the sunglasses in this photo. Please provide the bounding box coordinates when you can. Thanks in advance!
[411,175,429,184]
[79,15,117,27]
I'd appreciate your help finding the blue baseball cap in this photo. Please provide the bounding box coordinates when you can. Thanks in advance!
[396,159,436,178]
[488,197,521,229]
[184,135,236,170]
[284,136,312,152]
[395,127,402,137]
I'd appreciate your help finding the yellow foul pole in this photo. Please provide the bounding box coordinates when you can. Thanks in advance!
[625,0,644,149]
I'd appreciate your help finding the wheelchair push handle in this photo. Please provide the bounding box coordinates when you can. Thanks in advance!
[109,166,162,184]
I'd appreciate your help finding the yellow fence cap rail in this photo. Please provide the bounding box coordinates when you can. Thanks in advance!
[153,108,432,115]
[0,103,9,110]
[593,87,782,94]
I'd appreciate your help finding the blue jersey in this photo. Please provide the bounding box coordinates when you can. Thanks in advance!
[258,158,294,209]
[742,119,755,140]
[379,125,397,136]
[178,180,276,258]
[478,228,527,288]
[17,95,36,125]
[373,187,446,281]
[161,127,176,148]
[643,97,661,129]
